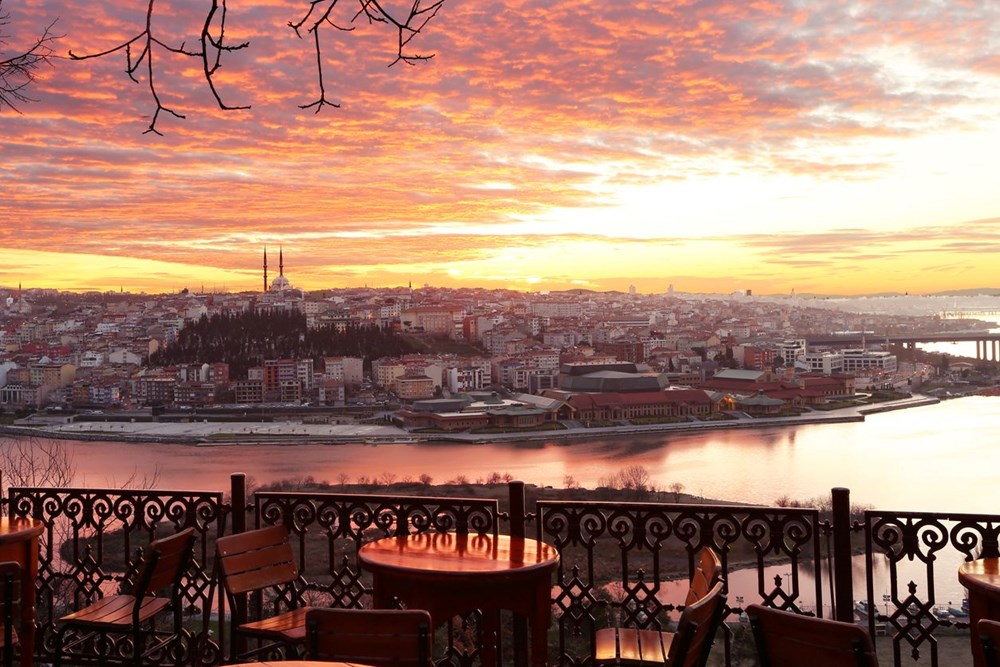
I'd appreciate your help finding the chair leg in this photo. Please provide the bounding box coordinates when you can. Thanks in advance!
[133,623,143,667]
[53,626,65,667]
[174,607,184,667]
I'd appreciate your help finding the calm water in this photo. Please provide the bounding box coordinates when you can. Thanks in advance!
[921,314,1000,359]
[30,395,999,514]
[11,396,999,616]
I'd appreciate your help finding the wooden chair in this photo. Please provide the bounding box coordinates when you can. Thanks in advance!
[215,524,313,660]
[595,547,724,665]
[685,547,722,607]
[0,562,21,667]
[53,527,196,667]
[978,618,1000,667]
[746,603,879,667]
[305,608,433,667]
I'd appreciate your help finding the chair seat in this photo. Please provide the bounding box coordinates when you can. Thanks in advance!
[59,595,171,628]
[238,606,314,642]
[595,626,674,664]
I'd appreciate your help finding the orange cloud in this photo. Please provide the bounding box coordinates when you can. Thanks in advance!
[2,1,1000,295]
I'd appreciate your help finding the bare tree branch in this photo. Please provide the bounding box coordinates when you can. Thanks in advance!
[0,436,75,492]
[70,0,444,132]
[0,0,60,113]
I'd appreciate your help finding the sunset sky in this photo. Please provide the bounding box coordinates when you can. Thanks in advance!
[2,1,999,296]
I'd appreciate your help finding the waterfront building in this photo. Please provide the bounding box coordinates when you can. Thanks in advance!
[841,348,897,374]
[801,350,845,375]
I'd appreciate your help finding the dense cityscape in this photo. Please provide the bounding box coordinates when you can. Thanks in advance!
[2,263,997,440]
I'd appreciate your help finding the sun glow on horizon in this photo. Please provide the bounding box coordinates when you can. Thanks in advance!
[2,1,1000,296]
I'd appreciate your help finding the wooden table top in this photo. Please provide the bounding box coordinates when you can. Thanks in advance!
[227,662,374,667]
[359,532,559,577]
[0,517,43,544]
[960,557,1000,595]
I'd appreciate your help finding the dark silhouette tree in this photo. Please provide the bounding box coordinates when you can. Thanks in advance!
[0,0,59,112]
[149,308,415,379]
[68,0,444,135]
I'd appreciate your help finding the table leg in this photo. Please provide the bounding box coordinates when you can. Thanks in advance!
[969,592,988,667]
[530,578,551,667]
[480,610,499,667]
[369,573,394,610]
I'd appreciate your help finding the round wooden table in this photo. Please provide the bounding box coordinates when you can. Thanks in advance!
[959,557,1000,667]
[0,517,43,667]
[228,662,374,667]
[359,532,560,667]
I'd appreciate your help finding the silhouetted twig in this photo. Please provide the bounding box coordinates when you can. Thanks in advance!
[70,0,444,133]
[0,0,61,113]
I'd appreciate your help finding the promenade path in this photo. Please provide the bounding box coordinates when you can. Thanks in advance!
[4,396,939,445]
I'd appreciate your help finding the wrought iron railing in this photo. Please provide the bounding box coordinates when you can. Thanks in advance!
[252,489,502,666]
[535,500,825,665]
[858,510,1000,667]
[3,477,997,667]
[6,485,227,666]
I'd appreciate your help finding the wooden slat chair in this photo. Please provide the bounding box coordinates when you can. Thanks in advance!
[978,618,1000,667]
[595,547,723,665]
[305,608,433,667]
[216,524,313,660]
[53,527,196,667]
[746,603,879,667]
[1,562,21,667]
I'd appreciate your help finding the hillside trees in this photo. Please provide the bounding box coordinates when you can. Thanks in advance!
[149,309,414,378]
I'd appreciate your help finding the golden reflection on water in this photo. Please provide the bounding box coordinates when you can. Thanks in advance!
[45,396,1000,514]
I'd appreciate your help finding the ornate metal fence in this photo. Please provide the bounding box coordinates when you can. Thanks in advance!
[859,510,1000,667]
[535,500,825,665]
[6,478,998,667]
[6,486,227,666]
[253,490,502,666]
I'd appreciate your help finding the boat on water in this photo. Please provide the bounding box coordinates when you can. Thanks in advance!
[932,606,952,622]
[855,600,872,618]
[948,598,969,618]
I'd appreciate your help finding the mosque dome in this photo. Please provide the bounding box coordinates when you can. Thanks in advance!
[270,275,291,292]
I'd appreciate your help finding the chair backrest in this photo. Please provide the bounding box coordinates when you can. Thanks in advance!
[747,604,879,667]
[667,581,726,667]
[132,527,197,600]
[215,524,298,597]
[979,618,1000,667]
[0,561,21,667]
[305,608,433,667]
[685,547,722,607]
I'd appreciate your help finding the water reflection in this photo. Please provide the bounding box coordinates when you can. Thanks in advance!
[12,396,1000,515]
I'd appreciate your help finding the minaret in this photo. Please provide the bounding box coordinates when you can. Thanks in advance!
[279,246,284,277]
[263,247,268,292]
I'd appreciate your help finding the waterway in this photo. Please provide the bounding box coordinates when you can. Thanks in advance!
[7,394,998,619]
[922,313,1000,360]
[18,395,997,514]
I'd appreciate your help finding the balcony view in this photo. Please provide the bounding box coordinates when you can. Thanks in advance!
[3,1,1000,666]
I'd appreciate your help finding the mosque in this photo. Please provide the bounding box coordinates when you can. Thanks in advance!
[262,247,302,301]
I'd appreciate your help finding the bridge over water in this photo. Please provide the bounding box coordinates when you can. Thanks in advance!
[805,331,1000,360]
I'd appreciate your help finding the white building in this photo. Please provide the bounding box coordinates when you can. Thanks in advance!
[801,351,845,375]
[842,349,897,374]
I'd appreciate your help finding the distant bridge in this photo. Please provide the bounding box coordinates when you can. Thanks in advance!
[805,332,1000,360]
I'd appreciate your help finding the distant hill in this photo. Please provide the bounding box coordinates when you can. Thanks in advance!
[927,288,1000,297]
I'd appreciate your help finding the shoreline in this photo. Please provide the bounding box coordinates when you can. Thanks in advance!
[1,395,941,446]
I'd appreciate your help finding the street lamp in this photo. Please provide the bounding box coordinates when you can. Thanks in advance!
[882,593,891,617]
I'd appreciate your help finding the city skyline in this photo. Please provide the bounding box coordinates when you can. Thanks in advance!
[3,2,999,296]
